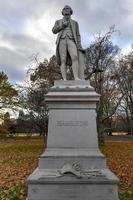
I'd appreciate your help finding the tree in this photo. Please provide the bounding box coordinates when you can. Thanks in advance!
[0,125,10,136]
[113,46,133,134]
[2,112,11,129]
[85,26,119,78]
[0,71,18,126]
[85,27,121,135]
[20,79,49,137]
[1,112,17,135]
[20,55,60,137]
[30,55,61,86]
[0,71,18,112]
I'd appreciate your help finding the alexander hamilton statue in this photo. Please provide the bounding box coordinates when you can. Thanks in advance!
[52,5,85,80]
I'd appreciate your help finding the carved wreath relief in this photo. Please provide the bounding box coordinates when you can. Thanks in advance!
[56,163,105,179]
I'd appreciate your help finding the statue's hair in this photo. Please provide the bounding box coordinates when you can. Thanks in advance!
[62,5,73,16]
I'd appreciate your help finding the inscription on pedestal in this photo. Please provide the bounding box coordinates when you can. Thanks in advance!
[57,121,88,127]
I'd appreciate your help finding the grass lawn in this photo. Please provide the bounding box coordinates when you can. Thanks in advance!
[0,140,132,200]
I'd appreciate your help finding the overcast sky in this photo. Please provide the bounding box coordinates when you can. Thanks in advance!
[0,0,133,84]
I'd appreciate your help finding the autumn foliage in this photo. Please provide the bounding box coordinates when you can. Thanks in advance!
[0,140,44,200]
[0,126,10,135]
[101,141,133,199]
[0,140,132,200]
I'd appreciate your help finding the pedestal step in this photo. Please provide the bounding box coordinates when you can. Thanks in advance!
[28,168,119,200]
[39,148,106,169]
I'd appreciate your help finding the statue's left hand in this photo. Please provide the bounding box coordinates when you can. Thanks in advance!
[78,47,86,53]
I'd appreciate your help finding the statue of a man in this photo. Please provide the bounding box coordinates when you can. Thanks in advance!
[52,5,85,80]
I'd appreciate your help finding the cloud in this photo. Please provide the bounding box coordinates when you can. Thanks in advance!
[0,47,27,83]
[0,0,133,84]
[0,31,53,84]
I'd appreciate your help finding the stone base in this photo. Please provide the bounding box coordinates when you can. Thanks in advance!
[38,148,106,169]
[27,80,119,200]
[28,168,119,200]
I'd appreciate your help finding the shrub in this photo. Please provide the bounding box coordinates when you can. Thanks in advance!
[0,126,10,135]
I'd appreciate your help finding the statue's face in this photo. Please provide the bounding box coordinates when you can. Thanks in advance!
[63,6,71,18]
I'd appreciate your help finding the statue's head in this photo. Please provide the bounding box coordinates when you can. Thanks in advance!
[62,5,73,17]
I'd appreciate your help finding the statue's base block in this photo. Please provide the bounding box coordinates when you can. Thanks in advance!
[27,80,119,200]
[28,168,119,200]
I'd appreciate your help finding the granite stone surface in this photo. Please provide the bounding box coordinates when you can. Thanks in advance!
[27,80,119,200]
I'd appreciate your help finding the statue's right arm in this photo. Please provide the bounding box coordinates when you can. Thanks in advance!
[52,20,64,34]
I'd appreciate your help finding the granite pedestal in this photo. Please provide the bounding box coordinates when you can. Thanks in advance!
[27,80,119,200]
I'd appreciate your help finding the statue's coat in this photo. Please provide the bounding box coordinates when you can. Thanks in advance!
[52,18,85,79]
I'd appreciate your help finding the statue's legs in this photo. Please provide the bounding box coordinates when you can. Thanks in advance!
[67,39,80,80]
[59,39,67,80]
[59,38,80,80]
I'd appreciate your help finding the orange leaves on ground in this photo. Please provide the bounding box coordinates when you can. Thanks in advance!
[101,141,133,197]
[0,140,132,199]
[0,140,44,199]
